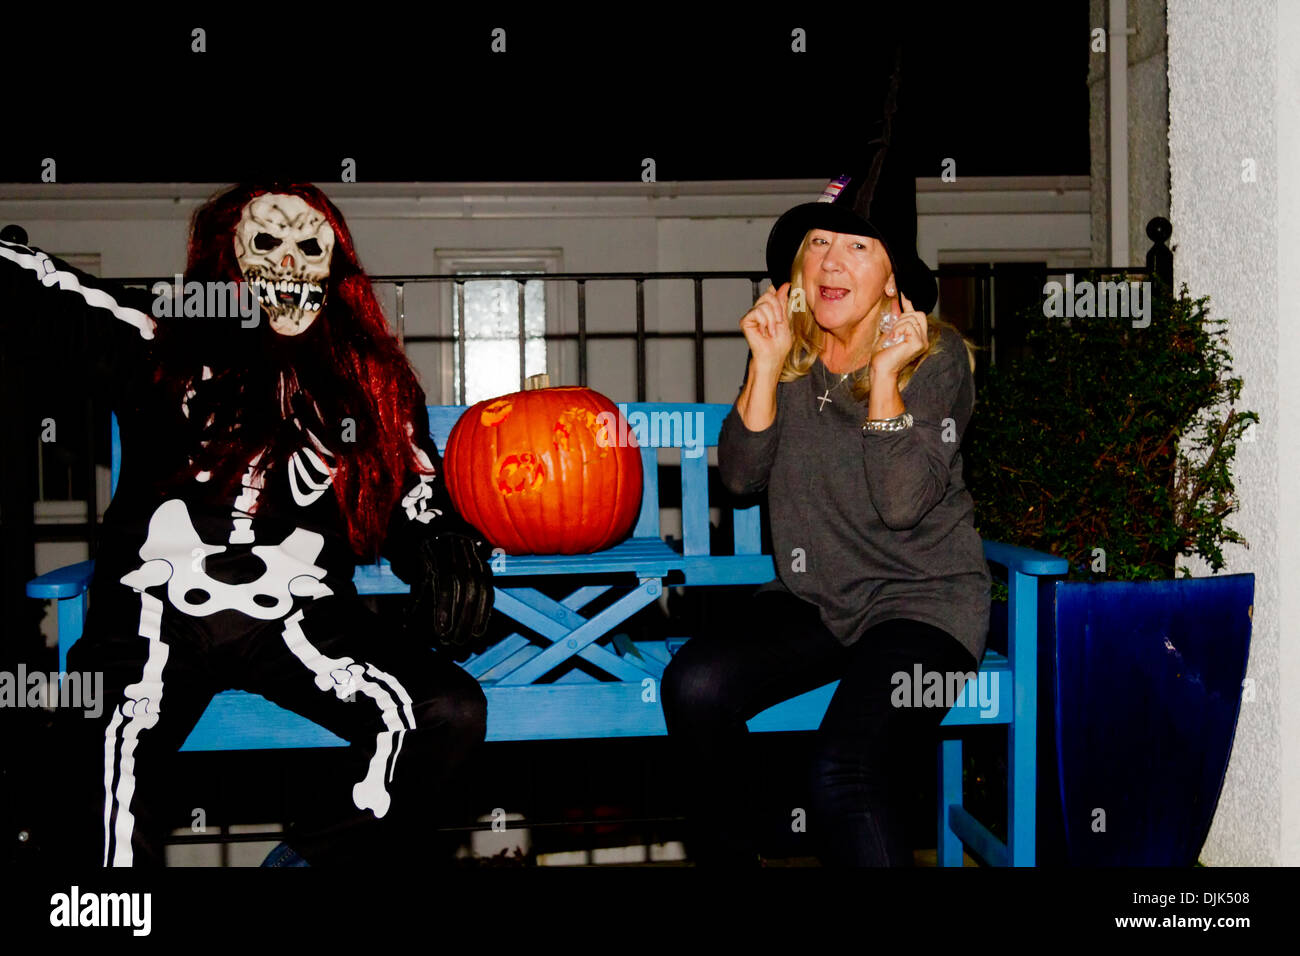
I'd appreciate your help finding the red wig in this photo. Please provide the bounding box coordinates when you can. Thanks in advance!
[154,182,433,560]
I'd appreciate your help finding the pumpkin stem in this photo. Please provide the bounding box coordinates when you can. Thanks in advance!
[525,373,550,391]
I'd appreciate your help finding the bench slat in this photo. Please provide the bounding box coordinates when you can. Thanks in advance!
[177,651,1015,751]
[681,451,710,556]
[632,445,659,538]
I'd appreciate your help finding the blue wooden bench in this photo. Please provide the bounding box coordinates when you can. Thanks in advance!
[28,402,1067,866]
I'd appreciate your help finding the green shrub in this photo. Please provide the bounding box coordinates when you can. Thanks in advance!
[966,277,1256,587]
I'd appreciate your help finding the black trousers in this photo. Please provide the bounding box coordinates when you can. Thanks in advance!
[661,588,979,867]
[61,584,486,867]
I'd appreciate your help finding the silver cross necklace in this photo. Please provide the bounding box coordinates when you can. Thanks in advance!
[816,360,851,412]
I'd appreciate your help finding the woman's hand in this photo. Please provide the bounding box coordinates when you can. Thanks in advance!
[870,291,928,379]
[740,282,794,372]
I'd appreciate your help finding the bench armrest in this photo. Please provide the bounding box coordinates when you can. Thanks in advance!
[981,540,1069,577]
[27,559,95,599]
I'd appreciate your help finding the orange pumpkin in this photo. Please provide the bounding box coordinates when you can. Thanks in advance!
[444,384,643,555]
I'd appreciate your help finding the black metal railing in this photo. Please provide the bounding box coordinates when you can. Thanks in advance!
[396,270,769,404]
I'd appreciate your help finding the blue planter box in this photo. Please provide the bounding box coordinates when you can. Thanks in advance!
[1018,574,1254,866]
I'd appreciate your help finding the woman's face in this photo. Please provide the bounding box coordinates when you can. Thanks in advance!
[801,228,894,332]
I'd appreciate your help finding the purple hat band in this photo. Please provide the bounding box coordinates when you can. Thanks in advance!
[817,174,853,203]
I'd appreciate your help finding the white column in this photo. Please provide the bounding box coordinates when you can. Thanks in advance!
[1276,0,1300,869]
[1168,0,1297,865]
[1108,0,1131,266]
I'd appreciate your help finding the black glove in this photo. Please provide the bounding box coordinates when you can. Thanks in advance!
[403,532,495,648]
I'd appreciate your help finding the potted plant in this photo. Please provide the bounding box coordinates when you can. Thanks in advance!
[964,275,1257,866]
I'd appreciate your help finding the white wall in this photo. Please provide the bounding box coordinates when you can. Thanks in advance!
[1168,0,1295,865]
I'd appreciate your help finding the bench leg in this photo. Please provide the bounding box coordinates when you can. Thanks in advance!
[57,592,87,674]
[937,737,963,867]
[1009,712,1036,866]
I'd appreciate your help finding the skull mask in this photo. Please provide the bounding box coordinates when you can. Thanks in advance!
[234,193,335,336]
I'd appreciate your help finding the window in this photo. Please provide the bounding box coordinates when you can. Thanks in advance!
[434,251,563,406]
[938,260,1048,367]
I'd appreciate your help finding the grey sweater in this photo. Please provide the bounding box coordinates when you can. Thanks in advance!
[718,324,991,664]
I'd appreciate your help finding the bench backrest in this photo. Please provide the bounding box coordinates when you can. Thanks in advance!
[110,402,764,558]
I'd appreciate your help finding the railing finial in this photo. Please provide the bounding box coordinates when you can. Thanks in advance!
[1145,217,1173,287]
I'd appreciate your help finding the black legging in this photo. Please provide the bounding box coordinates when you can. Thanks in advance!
[661,588,979,866]
[59,584,486,868]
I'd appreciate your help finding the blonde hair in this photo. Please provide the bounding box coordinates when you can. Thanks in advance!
[781,231,979,403]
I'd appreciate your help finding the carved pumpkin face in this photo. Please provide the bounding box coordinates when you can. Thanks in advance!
[444,386,642,555]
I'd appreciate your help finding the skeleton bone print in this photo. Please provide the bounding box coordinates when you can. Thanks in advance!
[400,422,444,525]
[120,498,334,620]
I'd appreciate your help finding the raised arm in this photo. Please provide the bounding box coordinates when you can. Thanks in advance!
[0,236,157,342]
[718,353,783,496]
[381,400,495,648]
[861,324,976,530]
[0,236,159,401]
[718,283,792,496]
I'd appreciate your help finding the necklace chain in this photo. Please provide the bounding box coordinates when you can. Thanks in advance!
[816,360,852,412]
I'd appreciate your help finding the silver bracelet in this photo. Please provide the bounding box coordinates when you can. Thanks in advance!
[861,412,914,433]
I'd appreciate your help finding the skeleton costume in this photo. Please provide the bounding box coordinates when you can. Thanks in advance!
[1,184,494,867]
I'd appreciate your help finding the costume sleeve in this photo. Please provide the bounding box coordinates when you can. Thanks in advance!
[861,327,975,530]
[717,352,781,496]
[380,400,491,584]
[0,237,158,393]
[0,238,157,340]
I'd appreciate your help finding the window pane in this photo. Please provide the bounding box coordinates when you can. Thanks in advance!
[525,281,544,338]
[466,339,526,405]
[455,270,548,404]
[463,278,522,339]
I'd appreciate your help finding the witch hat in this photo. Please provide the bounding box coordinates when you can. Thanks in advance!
[764,47,937,314]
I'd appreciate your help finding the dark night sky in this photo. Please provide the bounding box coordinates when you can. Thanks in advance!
[0,5,1090,183]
